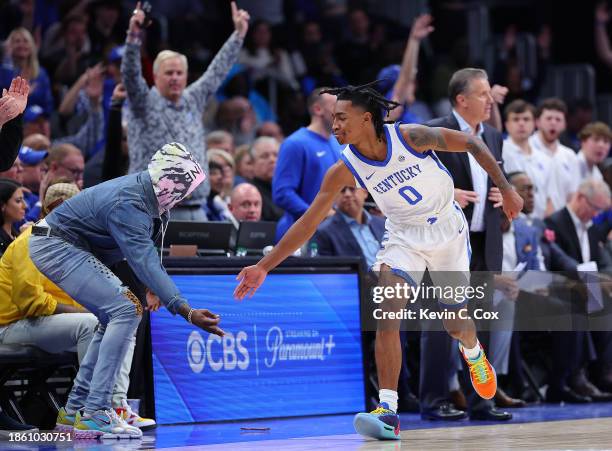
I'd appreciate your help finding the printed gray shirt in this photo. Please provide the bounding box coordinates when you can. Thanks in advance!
[121,31,243,205]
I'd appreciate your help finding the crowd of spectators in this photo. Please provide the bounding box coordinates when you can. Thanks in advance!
[1,0,612,432]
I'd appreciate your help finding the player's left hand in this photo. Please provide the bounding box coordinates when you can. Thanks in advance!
[231,1,250,39]
[501,187,523,221]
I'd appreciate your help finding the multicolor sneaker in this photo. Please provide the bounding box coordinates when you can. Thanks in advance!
[353,402,401,440]
[460,343,497,400]
[115,399,156,430]
[73,409,143,439]
[55,407,76,433]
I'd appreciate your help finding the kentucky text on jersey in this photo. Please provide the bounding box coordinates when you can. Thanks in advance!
[372,164,423,194]
[339,123,455,226]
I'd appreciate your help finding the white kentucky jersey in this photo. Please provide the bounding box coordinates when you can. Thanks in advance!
[339,123,455,229]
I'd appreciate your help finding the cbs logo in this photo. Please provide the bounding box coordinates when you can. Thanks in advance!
[187,330,249,373]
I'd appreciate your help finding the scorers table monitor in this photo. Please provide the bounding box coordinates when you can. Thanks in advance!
[150,264,365,424]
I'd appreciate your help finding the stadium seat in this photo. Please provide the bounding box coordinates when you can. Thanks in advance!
[0,344,77,428]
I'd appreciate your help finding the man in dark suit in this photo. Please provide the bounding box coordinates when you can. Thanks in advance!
[544,180,610,266]
[312,186,385,265]
[420,68,512,421]
[544,178,612,403]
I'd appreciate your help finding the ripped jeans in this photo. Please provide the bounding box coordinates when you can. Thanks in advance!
[29,236,142,414]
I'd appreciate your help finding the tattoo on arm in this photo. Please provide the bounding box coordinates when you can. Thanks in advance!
[407,126,447,150]
[465,136,484,156]
[466,136,511,191]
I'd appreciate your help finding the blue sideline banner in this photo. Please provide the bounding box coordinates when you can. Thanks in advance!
[151,273,365,424]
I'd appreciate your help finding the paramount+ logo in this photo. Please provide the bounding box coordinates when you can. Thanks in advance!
[186,326,336,373]
[187,330,249,373]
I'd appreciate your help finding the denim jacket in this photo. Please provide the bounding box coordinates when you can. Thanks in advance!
[45,171,187,315]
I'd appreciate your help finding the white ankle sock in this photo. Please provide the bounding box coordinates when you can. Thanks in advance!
[379,389,398,413]
[462,341,481,360]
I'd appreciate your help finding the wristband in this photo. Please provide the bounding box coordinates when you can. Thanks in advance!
[187,308,195,324]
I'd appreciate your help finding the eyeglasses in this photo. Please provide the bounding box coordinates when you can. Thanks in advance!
[584,195,608,214]
[62,166,84,179]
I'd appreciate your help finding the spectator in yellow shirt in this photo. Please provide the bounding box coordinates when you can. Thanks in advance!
[0,182,95,357]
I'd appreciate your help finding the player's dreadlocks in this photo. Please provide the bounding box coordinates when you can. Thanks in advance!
[321,80,401,139]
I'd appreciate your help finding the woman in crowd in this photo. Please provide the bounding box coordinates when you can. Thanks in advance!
[1,28,54,115]
[234,144,254,184]
[208,148,236,202]
[203,160,236,226]
[0,179,26,255]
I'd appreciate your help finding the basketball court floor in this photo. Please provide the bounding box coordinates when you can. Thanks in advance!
[2,402,611,450]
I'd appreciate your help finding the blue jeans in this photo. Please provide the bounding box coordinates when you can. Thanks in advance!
[29,236,142,413]
[0,313,97,362]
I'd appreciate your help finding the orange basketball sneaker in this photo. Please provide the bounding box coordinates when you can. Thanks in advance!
[460,343,497,399]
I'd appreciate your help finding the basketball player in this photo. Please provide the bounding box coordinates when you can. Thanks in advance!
[234,82,523,440]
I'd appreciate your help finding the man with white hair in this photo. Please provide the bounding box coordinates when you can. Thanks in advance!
[121,2,249,220]
[249,136,283,221]
[546,178,611,265]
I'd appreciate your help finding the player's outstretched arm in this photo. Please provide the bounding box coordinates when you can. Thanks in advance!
[401,124,523,220]
[234,161,354,300]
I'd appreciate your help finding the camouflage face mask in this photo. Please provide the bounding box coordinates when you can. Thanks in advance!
[147,142,206,212]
